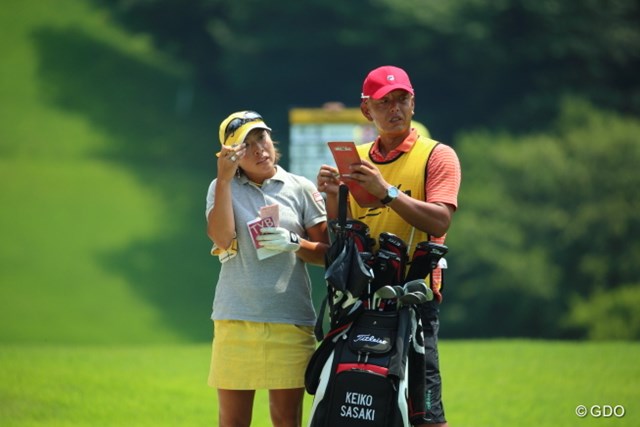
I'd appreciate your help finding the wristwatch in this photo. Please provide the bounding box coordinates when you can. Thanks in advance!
[381,186,399,205]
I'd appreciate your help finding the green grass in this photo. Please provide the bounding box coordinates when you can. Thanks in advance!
[441,340,639,426]
[0,344,214,426]
[1,340,638,427]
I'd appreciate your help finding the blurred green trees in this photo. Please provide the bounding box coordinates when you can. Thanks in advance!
[94,0,640,140]
[92,0,640,339]
[447,99,640,338]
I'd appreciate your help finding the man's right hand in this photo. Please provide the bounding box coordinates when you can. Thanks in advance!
[317,165,342,220]
[316,165,341,196]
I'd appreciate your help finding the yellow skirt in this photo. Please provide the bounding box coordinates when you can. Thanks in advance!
[208,320,316,390]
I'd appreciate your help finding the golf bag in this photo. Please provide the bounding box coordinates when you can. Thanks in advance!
[306,185,448,427]
[306,308,413,426]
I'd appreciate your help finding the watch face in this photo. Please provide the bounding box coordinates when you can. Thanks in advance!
[381,186,399,205]
[388,186,399,198]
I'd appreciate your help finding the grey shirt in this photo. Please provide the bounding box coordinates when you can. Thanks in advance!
[205,166,326,326]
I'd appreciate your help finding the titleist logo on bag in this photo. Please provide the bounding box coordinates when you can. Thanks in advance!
[350,331,393,353]
[353,334,388,345]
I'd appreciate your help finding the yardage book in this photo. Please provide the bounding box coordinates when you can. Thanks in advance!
[328,141,379,207]
[247,204,281,260]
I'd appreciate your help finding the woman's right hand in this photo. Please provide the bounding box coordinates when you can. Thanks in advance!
[217,144,247,181]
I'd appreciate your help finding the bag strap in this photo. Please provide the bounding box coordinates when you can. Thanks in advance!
[314,296,328,341]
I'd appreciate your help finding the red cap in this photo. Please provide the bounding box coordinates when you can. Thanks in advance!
[361,66,414,100]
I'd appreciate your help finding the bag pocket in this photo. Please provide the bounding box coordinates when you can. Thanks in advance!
[327,370,397,427]
[348,310,398,355]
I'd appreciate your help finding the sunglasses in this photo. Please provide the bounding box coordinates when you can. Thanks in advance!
[224,111,263,143]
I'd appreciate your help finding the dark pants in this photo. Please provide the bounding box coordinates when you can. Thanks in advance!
[416,300,446,424]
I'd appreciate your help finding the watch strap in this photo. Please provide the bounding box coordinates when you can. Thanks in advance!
[381,194,393,205]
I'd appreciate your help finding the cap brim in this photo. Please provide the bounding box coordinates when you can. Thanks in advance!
[237,123,272,143]
[216,122,272,156]
[370,84,414,100]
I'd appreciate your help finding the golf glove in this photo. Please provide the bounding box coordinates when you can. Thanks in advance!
[257,227,301,252]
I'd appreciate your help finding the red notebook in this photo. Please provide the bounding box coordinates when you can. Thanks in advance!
[328,141,379,207]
